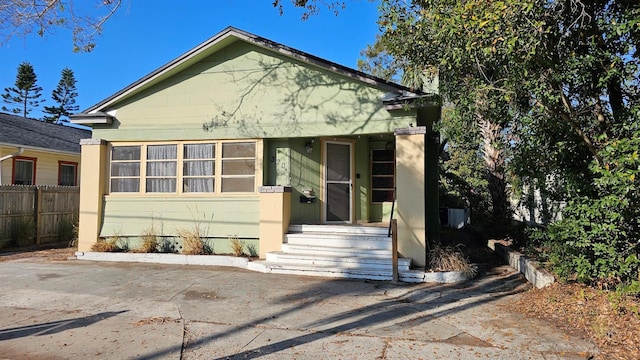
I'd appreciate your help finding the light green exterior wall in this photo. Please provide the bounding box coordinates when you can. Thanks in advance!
[100,196,259,238]
[91,39,422,244]
[263,136,395,224]
[91,40,416,141]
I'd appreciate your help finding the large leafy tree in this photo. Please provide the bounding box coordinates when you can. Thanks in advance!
[0,0,122,52]
[281,0,640,287]
[373,0,640,287]
[43,68,79,123]
[2,61,45,118]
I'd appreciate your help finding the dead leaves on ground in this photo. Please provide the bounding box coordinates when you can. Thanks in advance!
[505,283,640,360]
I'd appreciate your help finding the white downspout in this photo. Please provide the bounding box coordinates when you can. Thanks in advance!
[0,147,25,185]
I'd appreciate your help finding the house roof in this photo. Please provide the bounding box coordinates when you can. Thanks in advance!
[80,26,426,114]
[0,113,92,154]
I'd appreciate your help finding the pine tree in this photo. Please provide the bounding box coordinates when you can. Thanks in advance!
[1,62,45,118]
[43,68,79,123]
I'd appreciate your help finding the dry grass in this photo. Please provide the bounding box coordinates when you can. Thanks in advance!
[429,244,477,277]
[177,227,207,255]
[91,236,119,252]
[229,237,244,257]
[136,226,159,253]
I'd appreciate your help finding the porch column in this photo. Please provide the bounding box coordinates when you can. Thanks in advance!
[77,139,108,251]
[258,186,292,259]
[394,127,427,267]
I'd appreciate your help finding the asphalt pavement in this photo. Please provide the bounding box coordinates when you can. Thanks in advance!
[0,257,598,359]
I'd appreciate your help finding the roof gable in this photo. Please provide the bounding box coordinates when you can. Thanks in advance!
[82,27,421,114]
[0,113,91,153]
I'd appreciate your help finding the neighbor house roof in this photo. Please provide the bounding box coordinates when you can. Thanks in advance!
[0,113,92,154]
[77,26,428,116]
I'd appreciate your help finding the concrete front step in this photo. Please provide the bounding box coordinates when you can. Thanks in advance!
[281,243,391,258]
[285,233,392,250]
[288,224,389,236]
[266,251,411,271]
[248,261,397,281]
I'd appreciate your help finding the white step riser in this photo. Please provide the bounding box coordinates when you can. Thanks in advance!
[285,234,392,250]
[269,268,394,281]
[281,244,391,258]
[265,253,411,271]
[289,224,389,236]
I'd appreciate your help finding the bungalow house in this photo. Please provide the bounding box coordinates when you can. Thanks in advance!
[72,27,441,280]
[0,113,91,186]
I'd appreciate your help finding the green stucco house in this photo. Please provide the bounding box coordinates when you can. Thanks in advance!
[72,27,441,281]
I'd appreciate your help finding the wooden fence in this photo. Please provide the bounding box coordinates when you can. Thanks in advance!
[0,185,80,247]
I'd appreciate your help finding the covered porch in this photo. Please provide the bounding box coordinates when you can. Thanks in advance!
[258,124,440,275]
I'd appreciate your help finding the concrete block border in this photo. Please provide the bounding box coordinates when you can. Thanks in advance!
[75,252,249,268]
[487,240,555,288]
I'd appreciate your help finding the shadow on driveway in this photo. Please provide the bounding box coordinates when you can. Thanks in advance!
[0,310,128,341]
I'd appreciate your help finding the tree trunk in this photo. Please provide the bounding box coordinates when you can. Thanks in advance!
[478,114,511,237]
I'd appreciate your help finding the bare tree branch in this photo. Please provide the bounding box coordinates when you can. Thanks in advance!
[0,0,123,52]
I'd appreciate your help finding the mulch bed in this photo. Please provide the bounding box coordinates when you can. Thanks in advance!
[505,282,640,360]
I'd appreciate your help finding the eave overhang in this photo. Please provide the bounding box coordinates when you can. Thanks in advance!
[70,112,114,125]
[382,93,441,111]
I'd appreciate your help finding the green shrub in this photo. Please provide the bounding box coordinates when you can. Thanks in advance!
[57,220,75,243]
[11,217,35,247]
[541,132,640,291]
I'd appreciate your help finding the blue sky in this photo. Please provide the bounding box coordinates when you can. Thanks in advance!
[0,0,381,119]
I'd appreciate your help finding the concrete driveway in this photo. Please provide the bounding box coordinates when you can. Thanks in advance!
[0,258,597,359]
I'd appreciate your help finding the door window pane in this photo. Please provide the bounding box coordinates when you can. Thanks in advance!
[326,183,350,222]
[326,143,350,181]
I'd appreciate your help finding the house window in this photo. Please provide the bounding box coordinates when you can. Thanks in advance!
[371,149,395,203]
[146,144,177,193]
[183,143,215,193]
[221,142,256,192]
[110,146,141,192]
[58,161,78,186]
[109,141,258,194]
[13,157,36,185]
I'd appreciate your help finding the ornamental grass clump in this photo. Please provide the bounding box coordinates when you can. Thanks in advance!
[137,226,159,253]
[177,225,210,255]
[91,236,119,252]
[229,236,244,257]
[429,244,477,277]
